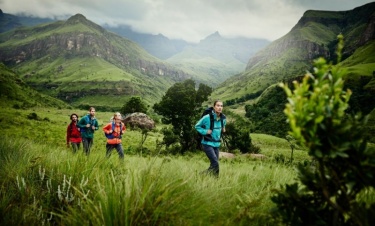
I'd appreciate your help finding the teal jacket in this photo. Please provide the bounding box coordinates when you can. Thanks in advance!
[77,114,99,139]
[195,112,226,148]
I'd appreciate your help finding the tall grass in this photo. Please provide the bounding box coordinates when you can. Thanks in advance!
[0,135,297,225]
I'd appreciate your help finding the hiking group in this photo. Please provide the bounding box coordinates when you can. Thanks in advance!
[66,101,227,174]
[66,107,126,159]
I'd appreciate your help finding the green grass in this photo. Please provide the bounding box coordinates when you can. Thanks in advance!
[0,104,309,225]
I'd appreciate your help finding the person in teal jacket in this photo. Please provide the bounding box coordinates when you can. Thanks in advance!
[195,100,226,177]
[77,107,99,155]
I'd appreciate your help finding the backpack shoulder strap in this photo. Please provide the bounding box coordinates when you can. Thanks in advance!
[209,113,214,131]
[220,113,225,130]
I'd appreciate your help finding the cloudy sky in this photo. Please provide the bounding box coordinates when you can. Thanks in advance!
[1,0,374,42]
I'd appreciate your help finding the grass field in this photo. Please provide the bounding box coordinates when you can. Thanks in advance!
[0,105,308,225]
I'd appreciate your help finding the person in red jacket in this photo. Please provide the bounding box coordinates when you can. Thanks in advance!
[66,113,82,153]
[103,112,126,159]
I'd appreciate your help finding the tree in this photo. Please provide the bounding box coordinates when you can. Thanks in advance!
[121,96,148,114]
[153,79,212,153]
[272,35,375,225]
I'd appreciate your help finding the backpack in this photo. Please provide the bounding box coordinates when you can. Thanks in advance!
[105,122,123,139]
[199,107,225,142]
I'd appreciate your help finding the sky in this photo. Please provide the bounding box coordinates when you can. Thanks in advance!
[1,0,374,43]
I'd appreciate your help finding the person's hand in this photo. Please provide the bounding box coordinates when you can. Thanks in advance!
[109,130,113,133]
[86,124,91,128]
[91,126,95,130]
[207,129,212,135]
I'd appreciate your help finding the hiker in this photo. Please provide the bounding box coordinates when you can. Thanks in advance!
[195,100,226,177]
[77,107,99,155]
[103,112,126,159]
[66,113,82,153]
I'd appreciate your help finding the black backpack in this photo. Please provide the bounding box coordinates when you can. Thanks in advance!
[199,107,225,142]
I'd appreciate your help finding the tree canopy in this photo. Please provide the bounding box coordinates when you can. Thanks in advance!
[121,96,148,114]
[153,79,212,153]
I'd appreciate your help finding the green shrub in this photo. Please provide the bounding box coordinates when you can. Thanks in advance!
[272,35,375,225]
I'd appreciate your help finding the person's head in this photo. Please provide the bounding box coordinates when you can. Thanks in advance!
[70,113,79,122]
[113,112,122,123]
[88,107,96,117]
[213,100,223,115]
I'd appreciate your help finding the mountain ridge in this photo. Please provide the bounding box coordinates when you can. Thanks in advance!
[0,14,191,109]
[212,2,375,103]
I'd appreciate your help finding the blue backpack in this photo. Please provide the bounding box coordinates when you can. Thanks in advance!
[105,123,123,139]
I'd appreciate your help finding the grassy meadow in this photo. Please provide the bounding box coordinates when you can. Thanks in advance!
[0,105,309,225]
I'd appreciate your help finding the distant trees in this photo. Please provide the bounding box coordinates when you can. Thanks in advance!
[121,96,148,114]
[153,79,212,153]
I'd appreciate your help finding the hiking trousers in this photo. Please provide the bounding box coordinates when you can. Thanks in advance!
[106,143,124,159]
[203,144,219,176]
[82,137,93,155]
[71,142,81,153]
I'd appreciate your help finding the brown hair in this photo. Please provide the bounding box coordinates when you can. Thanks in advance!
[89,107,95,112]
[213,100,223,107]
[70,113,78,120]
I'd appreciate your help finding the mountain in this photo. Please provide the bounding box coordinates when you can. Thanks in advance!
[220,2,375,138]
[167,31,270,86]
[0,14,190,110]
[213,2,375,103]
[104,24,188,60]
[1,11,270,88]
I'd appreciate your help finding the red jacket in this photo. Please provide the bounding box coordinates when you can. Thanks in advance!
[67,122,82,144]
[103,122,126,144]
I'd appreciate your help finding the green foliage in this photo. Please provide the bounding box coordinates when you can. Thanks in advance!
[153,79,212,153]
[273,35,375,225]
[121,96,148,114]
[223,121,258,154]
[245,84,289,137]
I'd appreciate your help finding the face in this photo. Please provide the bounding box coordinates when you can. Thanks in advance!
[71,115,78,122]
[214,101,223,114]
[114,113,122,122]
[89,108,96,116]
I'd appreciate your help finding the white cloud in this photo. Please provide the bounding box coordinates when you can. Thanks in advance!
[1,0,373,42]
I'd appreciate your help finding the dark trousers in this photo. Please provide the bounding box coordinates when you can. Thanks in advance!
[106,143,124,159]
[82,137,93,155]
[71,142,81,153]
[203,144,219,176]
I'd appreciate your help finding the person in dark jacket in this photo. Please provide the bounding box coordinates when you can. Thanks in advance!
[66,113,82,153]
[77,107,99,155]
[195,100,226,177]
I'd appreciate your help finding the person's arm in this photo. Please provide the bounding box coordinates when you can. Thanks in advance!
[195,115,210,135]
[77,117,86,128]
[103,123,111,134]
[121,123,126,133]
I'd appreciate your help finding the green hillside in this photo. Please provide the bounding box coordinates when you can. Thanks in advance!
[0,14,190,110]
[213,2,375,103]
[0,63,69,109]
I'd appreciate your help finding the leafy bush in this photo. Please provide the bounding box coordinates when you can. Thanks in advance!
[272,35,375,225]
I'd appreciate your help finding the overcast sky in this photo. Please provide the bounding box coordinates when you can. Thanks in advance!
[1,0,374,43]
